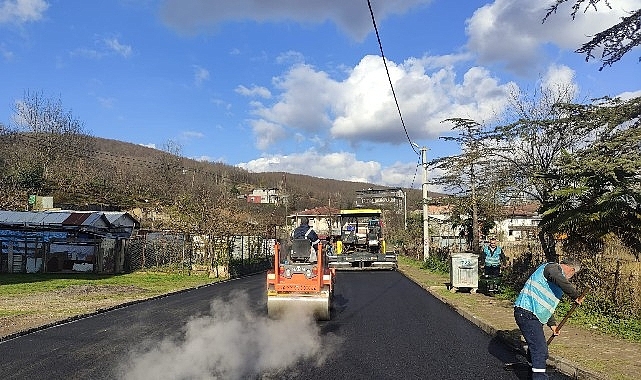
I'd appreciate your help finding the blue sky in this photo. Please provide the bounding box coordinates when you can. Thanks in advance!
[1,0,639,190]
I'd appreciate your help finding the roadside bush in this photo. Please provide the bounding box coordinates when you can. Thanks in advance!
[421,247,450,274]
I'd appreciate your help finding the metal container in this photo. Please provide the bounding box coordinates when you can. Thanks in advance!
[449,253,479,293]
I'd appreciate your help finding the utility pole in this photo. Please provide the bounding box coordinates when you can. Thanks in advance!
[403,190,407,230]
[420,146,430,261]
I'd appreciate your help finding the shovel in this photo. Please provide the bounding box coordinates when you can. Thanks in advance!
[547,288,588,345]
[505,288,587,371]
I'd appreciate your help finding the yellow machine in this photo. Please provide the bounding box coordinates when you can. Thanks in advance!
[326,209,397,270]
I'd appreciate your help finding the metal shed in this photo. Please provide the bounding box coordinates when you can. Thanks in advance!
[0,210,138,274]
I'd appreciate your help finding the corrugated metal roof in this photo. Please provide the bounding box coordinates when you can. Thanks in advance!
[62,212,92,225]
[102,212,139,228]
[0,210,138,239]
[0,210,114,228]
[0,211,70,225]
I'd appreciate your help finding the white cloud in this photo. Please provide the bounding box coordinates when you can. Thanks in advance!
[98,96,115,108]
[192,155,226,163]
[246,55,514,150]
[250,119,287,150]
[192,65,210,86]
[105,37,133,58]
[541,64,578,100]
[1,44,14,60]
[235,85,271,99]
[276,50,305,65]
[70,47,103,59]
[159,0,433,41]
[0,0,48,24]
[332,55,513,142]
[617,90,641,101]
[250,64,338,133]
[181,130,205,139]
[238,150,383,184]
[70,36,134,60]
[465,0,638,75]
[237,149,444,188]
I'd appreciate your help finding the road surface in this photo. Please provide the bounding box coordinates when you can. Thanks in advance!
[0,271,568,379]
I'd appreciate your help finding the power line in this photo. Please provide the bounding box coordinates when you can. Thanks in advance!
[367,0,419,156]
[409,155,421,189]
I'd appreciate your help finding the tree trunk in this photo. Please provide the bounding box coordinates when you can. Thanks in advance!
[538,229,558,262]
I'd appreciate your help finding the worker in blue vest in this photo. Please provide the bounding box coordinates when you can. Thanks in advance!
[514,259,584,380]
[482,237,505,277]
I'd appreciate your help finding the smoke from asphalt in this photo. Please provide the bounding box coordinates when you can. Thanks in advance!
[118,290,340,380]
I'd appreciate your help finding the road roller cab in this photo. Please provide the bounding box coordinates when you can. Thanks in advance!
[266,240,335,320]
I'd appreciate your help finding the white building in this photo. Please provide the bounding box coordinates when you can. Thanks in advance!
[246,188,280,204]
[492,203,541,242]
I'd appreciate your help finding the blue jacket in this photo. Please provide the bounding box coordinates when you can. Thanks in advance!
[515,263,564,324]
[292,224,320,249]
[483,245,503,267]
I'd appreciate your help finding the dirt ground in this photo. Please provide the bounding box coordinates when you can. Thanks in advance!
[0,284,150,339]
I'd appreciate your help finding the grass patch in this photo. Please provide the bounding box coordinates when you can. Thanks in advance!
[0,271,221,338]
[397,255,424,269]
[397,255,449,287]
[399,254,641,343]
[556,299,641,342]
[0,271,217,297]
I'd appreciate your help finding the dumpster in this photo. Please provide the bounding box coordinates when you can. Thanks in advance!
[449,253,479,293]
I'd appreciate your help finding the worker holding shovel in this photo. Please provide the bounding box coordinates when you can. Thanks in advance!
[513,259,586,380]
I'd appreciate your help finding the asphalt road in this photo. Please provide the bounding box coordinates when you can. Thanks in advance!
[0,271,570,380]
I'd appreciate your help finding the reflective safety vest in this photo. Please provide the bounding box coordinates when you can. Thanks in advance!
[515,263,564,324]
[483,245,502,267]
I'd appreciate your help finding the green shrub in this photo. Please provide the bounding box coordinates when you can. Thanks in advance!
[422,254,449,274]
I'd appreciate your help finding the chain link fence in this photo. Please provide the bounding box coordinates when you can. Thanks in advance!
[123,232,274,279]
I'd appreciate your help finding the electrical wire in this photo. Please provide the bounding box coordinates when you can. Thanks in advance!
[409,155,421,189]
[367,0,419,156]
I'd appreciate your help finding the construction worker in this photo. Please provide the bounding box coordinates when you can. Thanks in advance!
[482,237,506,277]
[513,259,584,380]
[292,217,320,262]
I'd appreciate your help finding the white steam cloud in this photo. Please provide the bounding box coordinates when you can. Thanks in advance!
[119,291,339,380]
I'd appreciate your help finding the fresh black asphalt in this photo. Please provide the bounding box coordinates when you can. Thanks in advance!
[0,271,570,380]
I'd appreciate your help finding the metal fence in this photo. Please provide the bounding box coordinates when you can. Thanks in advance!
[124,233,274,278]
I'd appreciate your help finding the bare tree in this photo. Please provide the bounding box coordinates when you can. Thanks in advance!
[12,90,90,185]
[431,118,508,254]
[488,83,587,261]
[543,0,641,70]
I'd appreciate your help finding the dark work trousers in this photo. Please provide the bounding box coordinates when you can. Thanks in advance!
[484,265,501,277]
[514,307,549,380]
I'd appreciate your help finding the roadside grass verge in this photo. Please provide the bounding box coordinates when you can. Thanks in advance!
[0,271,220,338]
[399,254,641,343]
[0,271,217,296]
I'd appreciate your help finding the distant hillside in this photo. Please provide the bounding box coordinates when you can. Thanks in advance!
[0,133,437,213]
